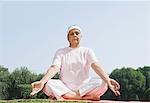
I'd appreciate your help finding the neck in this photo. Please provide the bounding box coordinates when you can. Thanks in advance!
[69,43,80,48]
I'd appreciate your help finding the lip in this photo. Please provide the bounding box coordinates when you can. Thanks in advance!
[74,37,78,39]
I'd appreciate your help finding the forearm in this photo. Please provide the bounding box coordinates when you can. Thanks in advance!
[40,65,59,84]
[91,63,111,85]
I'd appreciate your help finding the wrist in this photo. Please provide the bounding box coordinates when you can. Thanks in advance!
[106,79,111,87]
[40,80,46,84]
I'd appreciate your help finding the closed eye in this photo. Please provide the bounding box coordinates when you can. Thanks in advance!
[70,32,80,36]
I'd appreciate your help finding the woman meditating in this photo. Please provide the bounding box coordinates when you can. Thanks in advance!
[30,25,120,100]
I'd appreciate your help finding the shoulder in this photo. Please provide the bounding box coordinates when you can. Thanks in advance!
[79,47,95,55]
[80,46,90,50]
[80,47,94,52]
[55,47,69,55]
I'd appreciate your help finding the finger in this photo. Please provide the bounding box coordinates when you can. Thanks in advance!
[110,86,120,96]
[112,80,120,90]
[117,91,120,96]
[118,84,120,90]
[115,82,120,90]
[115,90,120,96]
[115,85,120,91]
[30,91,38,96]
[30,91,35,96]
[31,83,35,88]
[30,90,37,96]
[114,90,120,96]
[110,87,116,95]
[30,88,41,96]
[113,80,119,87]
[116,86,120,90]
[114,85,120,91]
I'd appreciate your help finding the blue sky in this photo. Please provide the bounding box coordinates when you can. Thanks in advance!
[0,1,150,74]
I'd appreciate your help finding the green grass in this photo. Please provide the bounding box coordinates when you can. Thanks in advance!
[0,99,91,103]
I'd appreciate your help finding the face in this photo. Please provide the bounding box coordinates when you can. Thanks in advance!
[68,29,82,47]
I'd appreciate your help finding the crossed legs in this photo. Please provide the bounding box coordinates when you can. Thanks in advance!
[62,90,100,101]
[43,79,108,101]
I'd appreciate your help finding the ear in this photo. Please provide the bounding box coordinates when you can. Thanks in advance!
[67,34,69,41]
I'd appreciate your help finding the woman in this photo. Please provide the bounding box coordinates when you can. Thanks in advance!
[30,25,120,100]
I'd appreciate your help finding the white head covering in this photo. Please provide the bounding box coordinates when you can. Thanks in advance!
[67,25,82,34]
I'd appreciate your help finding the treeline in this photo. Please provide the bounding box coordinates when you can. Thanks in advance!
[0,66,59,100]
[0,65,149,101]
[102,66,150,101]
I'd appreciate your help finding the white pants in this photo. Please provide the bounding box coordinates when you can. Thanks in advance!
[43,78,108,100]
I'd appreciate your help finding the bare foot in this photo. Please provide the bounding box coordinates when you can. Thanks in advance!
[57,97,66,101]
[82,94,100,101]
[49,95,56,100]
[62,91,82,100]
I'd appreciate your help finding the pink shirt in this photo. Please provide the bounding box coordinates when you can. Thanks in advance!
[52,47,98,91]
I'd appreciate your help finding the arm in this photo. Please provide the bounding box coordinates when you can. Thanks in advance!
[91,62,120,96]
[40,65,59,84]
[30,65,59,95]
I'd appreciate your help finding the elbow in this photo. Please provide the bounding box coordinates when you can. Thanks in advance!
[91,62,100,70]
[50,65,60,72]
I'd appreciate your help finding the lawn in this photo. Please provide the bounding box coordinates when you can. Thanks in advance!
[0,99,149,103]
[0,99,90,103]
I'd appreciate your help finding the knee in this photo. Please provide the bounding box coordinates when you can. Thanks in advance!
[46,79,62,86]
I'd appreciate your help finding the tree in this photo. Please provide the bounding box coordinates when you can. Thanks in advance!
[0,82,9,99]
[6,67,35,99]
[10,67,34,84]
[0,65,10,82]
[0,65,10,99]
[137,66,150,101]
[18,84,32,99]
[7,79,20,99]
